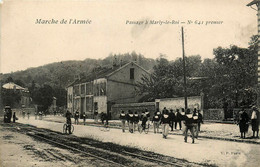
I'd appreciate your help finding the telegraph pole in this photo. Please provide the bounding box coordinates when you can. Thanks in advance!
[181,27,188,109]
[247,0,260,106]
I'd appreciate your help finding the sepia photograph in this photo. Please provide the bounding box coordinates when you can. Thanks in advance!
[0,0,259,166]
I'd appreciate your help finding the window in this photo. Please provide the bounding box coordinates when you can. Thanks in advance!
[81,84,85,95]
[130,68,135,79]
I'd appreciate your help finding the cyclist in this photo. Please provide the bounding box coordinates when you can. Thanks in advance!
[65,110,72,134]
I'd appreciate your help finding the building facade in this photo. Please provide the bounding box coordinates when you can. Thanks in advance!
[67,62,150,116]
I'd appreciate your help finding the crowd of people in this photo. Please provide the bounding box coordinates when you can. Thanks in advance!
[61,106,260,141]
[119,107,203,143]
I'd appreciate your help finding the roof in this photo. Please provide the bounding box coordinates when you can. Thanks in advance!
[247,0,260,6]
[68,61,149,86]
[67,63,125,87]
[2,82,25,90]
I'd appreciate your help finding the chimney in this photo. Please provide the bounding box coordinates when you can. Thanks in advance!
[120,59,123,67]
[113,56,117,68]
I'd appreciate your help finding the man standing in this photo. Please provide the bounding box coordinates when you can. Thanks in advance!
[198,110,203,131]
[133,112,139,132]
[184,109,195,143]
[119,110,126,132]
[100,112,105,124]
[175,109,182,130]
[82,112,87,125]
[65,110,72,134]
[169,109,175,131]
[160,108,170,139]
[152,111,160,133]
[127,110,134,133]
[74,110,79,125]
[192,108,199,138]
[251,106,259,138]
[238,108,249,139]
[27,110,30,119]
[39,111,43,120]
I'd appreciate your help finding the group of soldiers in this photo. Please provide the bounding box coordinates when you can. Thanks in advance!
[119,107,203,143]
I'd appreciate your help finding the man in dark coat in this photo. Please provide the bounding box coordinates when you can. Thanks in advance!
[184,109,195,143]
[82,112,87,125]
[152,111,161,133]
[238,108,249,139]
[13,112,17,123]
[127,110,134,133]
[175,109,182,130]
[192,108,199,138]
[133,112,140,132]
[160,108,170,139]
[198,110,203,131]
[74,110,80,125]
[100,112,105,124]
[169,109,175,131]
[119,110,127,132]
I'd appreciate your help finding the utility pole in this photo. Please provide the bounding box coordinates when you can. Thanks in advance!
[247,0,260,106]
[181,26,188,109]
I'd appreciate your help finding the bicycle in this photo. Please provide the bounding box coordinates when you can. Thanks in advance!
[99,122,110,132]
[138,122,150,134]
[63,123,74,134]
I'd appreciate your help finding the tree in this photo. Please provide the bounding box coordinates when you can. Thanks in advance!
[1,89,21,107]
[208,41,257,108]
[33,84,54,111]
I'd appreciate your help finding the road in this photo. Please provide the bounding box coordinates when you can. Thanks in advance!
[0,120,210,167]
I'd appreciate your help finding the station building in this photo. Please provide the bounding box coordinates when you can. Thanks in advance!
[67,61,150,116]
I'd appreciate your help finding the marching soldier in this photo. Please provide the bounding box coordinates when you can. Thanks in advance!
[160,108,170,139]
[184,109,195,143]
[119,110,127,132]
[152,111,160,133]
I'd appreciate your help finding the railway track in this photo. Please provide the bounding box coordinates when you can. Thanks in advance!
[1,122,211,167]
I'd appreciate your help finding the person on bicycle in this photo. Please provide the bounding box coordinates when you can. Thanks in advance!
[74,110,79,125]
[127,110,134,133]
[65,110,72,134]
[119,110,126,132]
[152,111,161,133]
[160,108,170,139]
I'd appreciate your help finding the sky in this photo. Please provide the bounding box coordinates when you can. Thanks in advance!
[0,0,257,74]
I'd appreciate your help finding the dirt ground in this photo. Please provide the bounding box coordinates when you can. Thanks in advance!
[0,123,109,167]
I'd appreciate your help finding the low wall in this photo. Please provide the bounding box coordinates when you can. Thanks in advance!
[203,109,225,120]
[111,102,155,119]
[155,96,202,111]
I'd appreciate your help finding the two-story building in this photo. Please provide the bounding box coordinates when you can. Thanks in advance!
[67,61,150,117]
